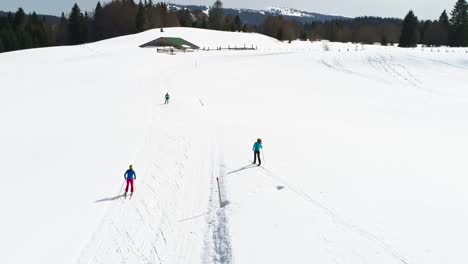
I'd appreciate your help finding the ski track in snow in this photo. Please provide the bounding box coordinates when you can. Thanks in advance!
[76,65,213,264]
[203,142,233,264]
[77,62,232,264]
[256,166,411,264]
[320,53,446,96]
[320,56,394,86]
[212,162,232,264]
[407,54,468,70]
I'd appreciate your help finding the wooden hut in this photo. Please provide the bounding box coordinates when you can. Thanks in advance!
[140,37,199,53]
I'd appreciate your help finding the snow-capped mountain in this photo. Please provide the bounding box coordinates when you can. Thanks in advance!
[1,5,348,27]
[169,4,350,25]
[263,6,317,17]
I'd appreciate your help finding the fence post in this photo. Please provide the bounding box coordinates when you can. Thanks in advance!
[216,177,223,207]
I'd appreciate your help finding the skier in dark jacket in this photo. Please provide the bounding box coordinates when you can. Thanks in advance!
[165,93,170,104]
[252,138,263,166]
[124,165,136,196]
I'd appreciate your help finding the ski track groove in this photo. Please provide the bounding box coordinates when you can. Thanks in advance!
[407,55,468,70]
[135,207,145,223]
[76,65,213,264]
[320,56,392,85]
[212,161,232,264]
[323,53,443,96]
[203,140,233,264]
[152,244,162,264]
[202,142,217,264]
[257,166,411,264]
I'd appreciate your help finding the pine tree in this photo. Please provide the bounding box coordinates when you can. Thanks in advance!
[96,1,103,12]
[93,2,104,41]
[381,35,388,46]
[208,0,224,30]
[399,10,420,47]
[276,27,283,41]
[27,12,40,47]
[25,12,48,47]
[0,17,8,52]
[420,20,431,44]
[178,9,193,27]
[300,30,308,41]
[13,8,26,30]
[68,3,84,45]
[136,0,146,32]
[440,10,450,27]
[13,8,30,49]
[439,10,450,46]
[201,17,207,28]
[234,15,242,31]
[156,2,166,9]
[0,16,19,51]
[82,11,90,42]
[56,12,69,45]
[449,0,468,46]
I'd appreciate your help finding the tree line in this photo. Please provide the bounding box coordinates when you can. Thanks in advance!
[262,0,468,48]
[0,8,49,52]
[0,0,247,53]
[398,0,467,48]
[1,0,468,53]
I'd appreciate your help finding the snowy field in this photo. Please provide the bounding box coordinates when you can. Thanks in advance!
[1,27,468,264]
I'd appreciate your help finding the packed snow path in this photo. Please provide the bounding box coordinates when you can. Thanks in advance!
[1,28,468,264]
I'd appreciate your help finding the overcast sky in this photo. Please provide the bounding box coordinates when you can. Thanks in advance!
[0,0,457,20]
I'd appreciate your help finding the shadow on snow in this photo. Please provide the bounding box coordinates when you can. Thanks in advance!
[94,194,125,203]
[226,164,257,175]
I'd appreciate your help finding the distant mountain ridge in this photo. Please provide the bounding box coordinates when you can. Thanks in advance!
[169,5,350,25]
[1,5,349,26]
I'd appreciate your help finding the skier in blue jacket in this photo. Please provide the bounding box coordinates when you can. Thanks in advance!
[165,93,170,104]
[252,138,263,166]
[124,165,136,196]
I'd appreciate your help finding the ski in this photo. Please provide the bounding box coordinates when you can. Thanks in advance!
[249,160,262,167]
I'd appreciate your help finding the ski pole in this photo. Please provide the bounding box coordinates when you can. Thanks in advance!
[262,151,265,164]
[118,179,125,196]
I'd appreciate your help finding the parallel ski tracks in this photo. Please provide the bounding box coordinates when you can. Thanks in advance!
[257,166,411,264]
[203,142,232,264]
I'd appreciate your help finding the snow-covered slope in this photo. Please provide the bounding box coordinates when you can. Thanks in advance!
[1,28,468,264]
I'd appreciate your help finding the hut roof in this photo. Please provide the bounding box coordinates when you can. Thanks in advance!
[139,37,200,50]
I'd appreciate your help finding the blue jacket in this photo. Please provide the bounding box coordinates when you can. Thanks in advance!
[253,142,263,152]
[124,169,136,180]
